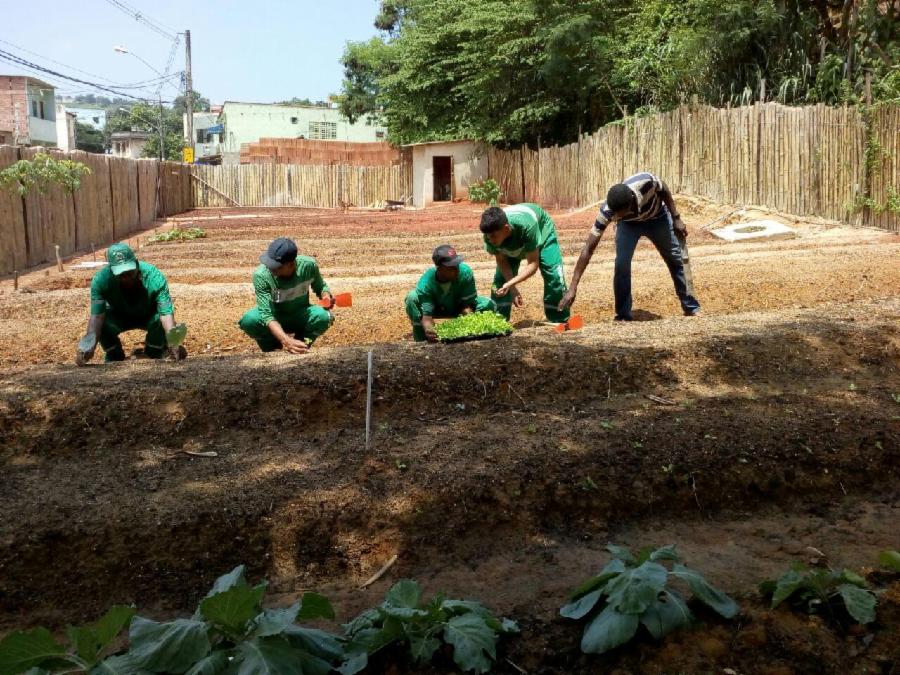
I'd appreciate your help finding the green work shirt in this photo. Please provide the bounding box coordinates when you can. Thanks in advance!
[484,203,556,260]
[252,256,329,324]
[90,261,174,318]
[415,263,479,316]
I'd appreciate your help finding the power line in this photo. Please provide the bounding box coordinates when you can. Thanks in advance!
[0,49,173,103]
[103,0,178,40]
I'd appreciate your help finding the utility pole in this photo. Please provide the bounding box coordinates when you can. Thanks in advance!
[185,29,194,160]
[158,95,165,161]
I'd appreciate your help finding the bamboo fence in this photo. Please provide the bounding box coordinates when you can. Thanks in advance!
[191,162,412,208]
[0,147,192,275]
[488,103,898,233]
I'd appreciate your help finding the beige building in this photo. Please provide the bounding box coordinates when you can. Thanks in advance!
[405,140,489,208]
[110,131,152,159]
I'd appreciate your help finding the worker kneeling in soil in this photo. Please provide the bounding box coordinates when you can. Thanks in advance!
[480,203,570,324]
[76,243,187,365]
[559,172,701,320]
[405,244,495,342]
[238,237,334,354]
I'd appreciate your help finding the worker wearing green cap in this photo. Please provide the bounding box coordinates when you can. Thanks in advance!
[238,237,334,354]
[405,244,496,342]
[75,243,187,365]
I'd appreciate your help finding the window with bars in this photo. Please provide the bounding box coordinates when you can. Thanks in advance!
[308,121,337,140]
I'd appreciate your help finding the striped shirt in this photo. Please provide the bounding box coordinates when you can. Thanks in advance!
[592,172,668,236]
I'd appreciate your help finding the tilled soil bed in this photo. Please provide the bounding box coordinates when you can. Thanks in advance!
[1,294,898,673]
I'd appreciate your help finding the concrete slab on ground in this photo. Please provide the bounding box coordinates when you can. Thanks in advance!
[713,219,798,242]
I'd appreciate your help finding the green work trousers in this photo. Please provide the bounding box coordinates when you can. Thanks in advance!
[238,305,333,352]
[492,239,570,323]
[100,312,167,361]
[405,291,496,342]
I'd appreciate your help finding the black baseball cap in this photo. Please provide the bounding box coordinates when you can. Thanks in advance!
[432,244,463,268]
[260,237,298,269]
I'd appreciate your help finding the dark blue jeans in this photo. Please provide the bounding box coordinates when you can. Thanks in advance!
[614,209,700,320]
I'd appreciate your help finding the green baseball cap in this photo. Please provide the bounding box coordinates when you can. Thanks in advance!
[107,243,138,276]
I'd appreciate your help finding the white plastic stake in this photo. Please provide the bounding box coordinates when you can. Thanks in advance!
[365,350,374,451]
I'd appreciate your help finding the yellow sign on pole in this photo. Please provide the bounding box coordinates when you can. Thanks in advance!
[182,147,194,164]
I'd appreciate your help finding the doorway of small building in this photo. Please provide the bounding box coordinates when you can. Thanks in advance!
[432,156,452,202]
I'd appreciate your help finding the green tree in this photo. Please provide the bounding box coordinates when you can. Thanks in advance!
[74,121,106,153]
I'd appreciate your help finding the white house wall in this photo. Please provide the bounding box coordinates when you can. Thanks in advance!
[411,141,488,208]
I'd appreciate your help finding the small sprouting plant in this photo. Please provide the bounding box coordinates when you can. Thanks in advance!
[760,563,877,625]
[147,226,207,243]
[341,579,518,674]
[0,152,92,196]
[0,606,135,673]
[435,311,513,342]
[561,544,738,655]
[468,178,502,205]
[878,550,900,572]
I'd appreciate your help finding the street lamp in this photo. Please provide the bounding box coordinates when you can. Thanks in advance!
[113,46,165,161]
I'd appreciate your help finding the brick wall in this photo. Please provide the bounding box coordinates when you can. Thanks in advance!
[240,138,400,166]
[0,77,29,143]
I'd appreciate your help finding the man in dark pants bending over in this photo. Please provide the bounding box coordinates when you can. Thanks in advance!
[558,172,701,320]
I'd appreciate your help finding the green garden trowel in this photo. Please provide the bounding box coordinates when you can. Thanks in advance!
[166,323,188,348]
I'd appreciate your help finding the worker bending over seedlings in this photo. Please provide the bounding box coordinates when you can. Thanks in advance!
[559,172,701,320]
[238,237,334,354]
[75,243,187,365]
[480,203,570,324]
[405,244,496,342]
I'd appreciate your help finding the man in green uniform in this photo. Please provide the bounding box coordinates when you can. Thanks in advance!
[480,204,570,323]
[238,237,334,354]
[405,244,496,342]
[75,242,186,365]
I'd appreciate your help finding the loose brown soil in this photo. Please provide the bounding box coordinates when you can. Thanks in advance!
[0,199,898,674]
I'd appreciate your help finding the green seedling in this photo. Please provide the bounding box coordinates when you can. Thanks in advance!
[891,393,900,404]
[600,420,614,430]
[561,544,738,655]
[341,579,518,674]
[435,312,513,342]
[760,563,876,626]
[147,226,206,243]
[878,550,900,572]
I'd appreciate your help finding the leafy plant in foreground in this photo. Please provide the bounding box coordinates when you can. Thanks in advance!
[435,311,513,342]
[879,550,900,572]
[340,579,518,674]
[760,562,877,625]
[0,606,134,674]
[561,544,738,655]
[147,227,207,244]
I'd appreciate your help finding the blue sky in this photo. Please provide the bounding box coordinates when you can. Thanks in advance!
[1,0,382,105]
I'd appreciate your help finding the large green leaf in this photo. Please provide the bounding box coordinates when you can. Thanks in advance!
[199,584,267,636]
[193,566,248,620]
[606,545,636,564]
[342,609,379,637]
[839,569,868,588]
[296,593,334,621]
[443,614,497,674]
[385,580,421,609]
[230,637,304,675]
[639,591,693,640]
[837,584,876,625]
[604,561,668,614]
[560,590,604,620]
[127,617,212,673]
[282,626,345,663]
[879,550,900,572]
[769,569,806,608]
[568,563,624,600]
[91,654,152,675]
[69,606,136,665]
[184,651,230,675]
[649,545,680,562]
[252,605,300,638]
[408,634,441,664]
[671,564,739,618]
[0,628,68,675]
[580,605,640,655]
